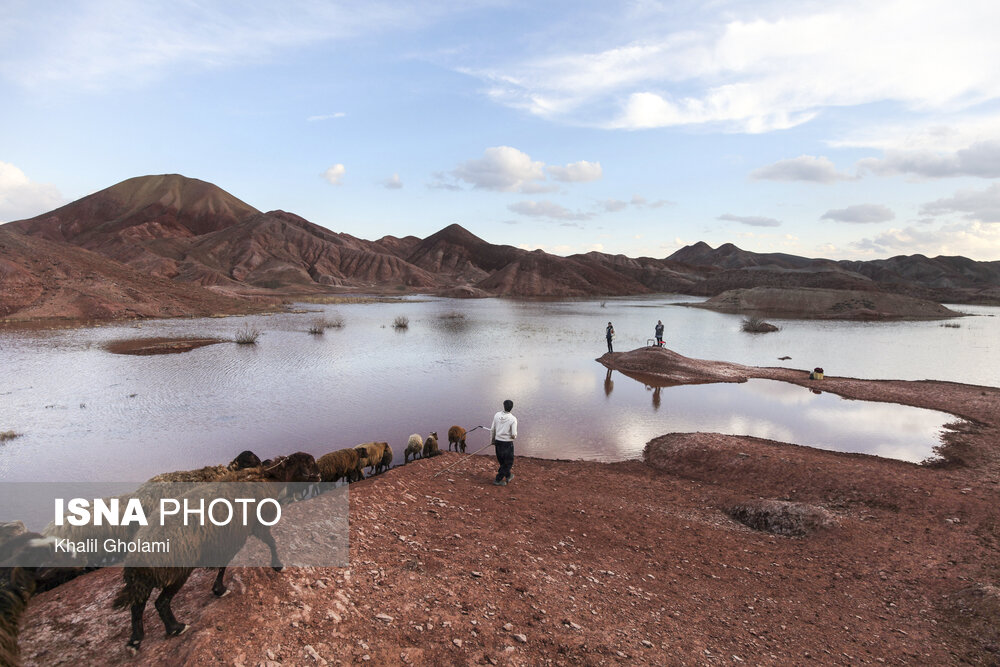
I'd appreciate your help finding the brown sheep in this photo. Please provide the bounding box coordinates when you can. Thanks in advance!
[112,452,321,654]
[448,425,467,453]
[378,443,393,474]
[423,432,441,458]
[354,442,389,476]
[317,448,365,483]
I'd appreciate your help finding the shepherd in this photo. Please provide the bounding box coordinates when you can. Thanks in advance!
[491,399,518,487]
[605,322,615,353]
[655,319,664,347]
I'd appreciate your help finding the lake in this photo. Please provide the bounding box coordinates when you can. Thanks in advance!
[1,294,987,482]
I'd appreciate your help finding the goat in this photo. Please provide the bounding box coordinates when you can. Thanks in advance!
[447,425,467,453]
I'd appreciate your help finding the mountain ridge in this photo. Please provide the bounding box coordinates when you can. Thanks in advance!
[4,173,1000,322]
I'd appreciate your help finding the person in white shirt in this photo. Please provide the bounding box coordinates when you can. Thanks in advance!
[490,399,518,486]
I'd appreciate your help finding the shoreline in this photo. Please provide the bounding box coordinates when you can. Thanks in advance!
[17,348,1000,664]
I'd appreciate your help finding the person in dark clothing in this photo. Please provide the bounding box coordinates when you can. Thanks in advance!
[655,320,664,347]
[605,322,614,353]
[490,399,517,486]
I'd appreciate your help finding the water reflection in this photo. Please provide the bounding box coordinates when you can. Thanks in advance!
[0,296,970,481]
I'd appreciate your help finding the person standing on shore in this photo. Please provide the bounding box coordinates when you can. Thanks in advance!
[655,319,664,347]
[491,399,518,486]
[606,322,615,353]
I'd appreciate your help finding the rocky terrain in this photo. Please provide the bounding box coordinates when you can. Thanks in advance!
[689,287,964,320]
[14,348,1000,665]
[0,227,276,322]
[4,173,1000,323]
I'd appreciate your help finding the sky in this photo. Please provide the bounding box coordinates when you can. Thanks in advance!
[3,0,1000,261]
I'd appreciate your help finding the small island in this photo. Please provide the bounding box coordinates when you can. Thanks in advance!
[686,286,964,320]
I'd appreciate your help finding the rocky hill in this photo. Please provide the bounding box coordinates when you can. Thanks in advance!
[691,287,964,320]
[4,173,1000,318]
[0,228,273,321]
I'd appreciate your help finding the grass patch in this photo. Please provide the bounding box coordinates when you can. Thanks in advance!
[0,431,20,442]
[439,311,465,320]
[941,322,962,328]
[741,315,779,333]
[393,315,410,329]
[296,295,412,305]
[234,324,261,345]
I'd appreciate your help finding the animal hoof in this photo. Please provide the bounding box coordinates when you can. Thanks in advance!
[272,564,285,572]
[167,624,188,637]
[214,588,230,598]
[126,642,140,655]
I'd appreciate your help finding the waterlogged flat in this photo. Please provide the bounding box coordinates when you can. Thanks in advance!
[0,296,975,481]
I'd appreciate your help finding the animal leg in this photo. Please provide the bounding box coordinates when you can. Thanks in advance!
[127,600,147,654]
[254,525,284,571]
[212,566,229,597]
[154,575,191,638]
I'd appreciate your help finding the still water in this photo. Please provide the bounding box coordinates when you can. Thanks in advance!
[2,295,987,482]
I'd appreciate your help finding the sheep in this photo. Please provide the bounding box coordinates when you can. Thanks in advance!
[447,425,467,453]
[42,450,277,567]
[146,450,263,483]
[112,452,321,654]
[317,448,365,483]
[354,442,389,476]
[404,434,423,463]
[378,443,393,474]
[1,533,83,666]
[423,432,441,458]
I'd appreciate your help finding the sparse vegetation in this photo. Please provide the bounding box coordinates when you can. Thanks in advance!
[439,311,465,320]
[941,323,962,328]
[741,315,779,333]
[393,315,410,329]
[234,323,261,345]
[0,430,20,442]
[328,313,345,328]
[600,301,607,308]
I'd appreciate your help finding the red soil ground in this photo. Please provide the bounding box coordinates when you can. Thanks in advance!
[16,348,1000,665]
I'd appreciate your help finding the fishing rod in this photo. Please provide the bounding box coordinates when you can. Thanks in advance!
[432,425,491,477]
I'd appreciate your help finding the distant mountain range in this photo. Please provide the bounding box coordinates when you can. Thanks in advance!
[2,173,999,320]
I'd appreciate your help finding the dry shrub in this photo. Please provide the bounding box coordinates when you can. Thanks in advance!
[234,324,261,345]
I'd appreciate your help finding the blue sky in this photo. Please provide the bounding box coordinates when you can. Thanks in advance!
[3,0,1000,260]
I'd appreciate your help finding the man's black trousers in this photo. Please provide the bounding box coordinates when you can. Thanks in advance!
[494,440,514,482]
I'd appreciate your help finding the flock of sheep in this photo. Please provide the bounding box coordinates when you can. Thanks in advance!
[0,424,475,663]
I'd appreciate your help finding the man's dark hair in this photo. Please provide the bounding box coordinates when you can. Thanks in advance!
[503,399,514,412]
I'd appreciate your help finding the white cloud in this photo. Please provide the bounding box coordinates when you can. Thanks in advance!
[1,2,480,92]
[821,204,895,224]
[718,213,781,227]
[508,200,591,221]
[0,162,64,221]
[453,146,547,193]
[449,147,601,193]
[383,173,403,189]
[631,194,671,208]
[600,199,628,212]
[322,164,346,186]
[307,112,346,122]
[750,155,853,183]
[547,160,602,182]
[465,1,1000,132]
[850,221,1000,260]
[920,182,1000,222]
[859,141,1000,179]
